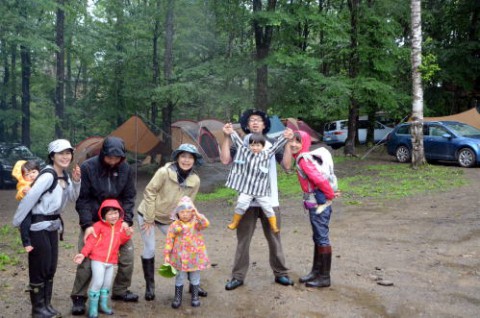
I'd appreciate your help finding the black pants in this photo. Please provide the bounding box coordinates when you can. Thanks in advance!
[28,230,59,284]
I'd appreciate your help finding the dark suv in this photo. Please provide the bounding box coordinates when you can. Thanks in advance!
[0,143,46,188]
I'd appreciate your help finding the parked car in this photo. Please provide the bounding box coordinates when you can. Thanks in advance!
[386,121,480,168]
[0,143,46,188]
[323,119,393,149]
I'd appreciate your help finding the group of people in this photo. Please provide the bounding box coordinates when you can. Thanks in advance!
[12,109,337,318]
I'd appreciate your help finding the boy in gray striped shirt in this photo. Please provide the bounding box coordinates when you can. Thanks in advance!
[223,123,291,233]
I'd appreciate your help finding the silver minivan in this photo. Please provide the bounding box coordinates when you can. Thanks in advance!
[323,119,393,149]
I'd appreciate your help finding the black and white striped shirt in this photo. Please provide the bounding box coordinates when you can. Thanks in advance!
[225,132,287,197]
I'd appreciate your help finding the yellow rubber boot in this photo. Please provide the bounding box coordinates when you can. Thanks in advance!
[227,214,243,230]
[268,216,280,233]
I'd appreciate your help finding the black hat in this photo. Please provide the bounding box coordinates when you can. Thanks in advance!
[239,109,271,134]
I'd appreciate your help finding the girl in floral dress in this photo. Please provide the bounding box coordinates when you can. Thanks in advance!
[164,196,210,309]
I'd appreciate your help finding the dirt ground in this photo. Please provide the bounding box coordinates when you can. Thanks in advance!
[1,148,479,318]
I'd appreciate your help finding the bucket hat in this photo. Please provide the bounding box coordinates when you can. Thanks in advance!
[171,144,204,166]
[239,109,271,134]
[158,263,177,278]
[48,139,74,154]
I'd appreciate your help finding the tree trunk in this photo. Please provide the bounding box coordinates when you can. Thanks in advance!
[253,0,277,112]
[1,40,8,141]
[344,0,360,156]
[55,0,65,138]
[11,44,18,141]
[162,0,174,153]
[151,0,161,125]
[20,44,31,147]
[410,0,426,168]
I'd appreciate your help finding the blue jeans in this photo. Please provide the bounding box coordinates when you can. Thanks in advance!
[309,189,332,246]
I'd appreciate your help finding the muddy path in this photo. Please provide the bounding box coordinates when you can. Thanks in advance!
[1,150,479,317]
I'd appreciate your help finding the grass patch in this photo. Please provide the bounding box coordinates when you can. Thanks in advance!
[196,162,468,206]
[339,164,467,203]
[0,225,22,270]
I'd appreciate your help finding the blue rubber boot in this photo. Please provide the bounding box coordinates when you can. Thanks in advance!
[99,289,114,315]
[87,290,100,318]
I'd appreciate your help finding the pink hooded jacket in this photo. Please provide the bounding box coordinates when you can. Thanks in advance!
[292,131,335,200]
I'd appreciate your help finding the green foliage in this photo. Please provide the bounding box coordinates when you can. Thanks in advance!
[0,225,22,270]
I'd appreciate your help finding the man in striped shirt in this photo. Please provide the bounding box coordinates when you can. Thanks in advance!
[220,109,295,290]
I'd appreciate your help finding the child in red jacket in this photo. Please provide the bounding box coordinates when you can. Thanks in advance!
[74,199,133,318]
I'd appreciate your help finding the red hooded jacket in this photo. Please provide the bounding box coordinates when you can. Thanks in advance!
[80,199,131,264]
[292,131,335,200]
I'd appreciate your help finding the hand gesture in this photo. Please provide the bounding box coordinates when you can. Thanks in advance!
[72,164,81,182]
[141,222,154,235]
[73,253,85,264]
[125,226,134,236]
[223,123,234,135]
[22,186,31,195]
[25,246,34,253]
[283,127,294,140]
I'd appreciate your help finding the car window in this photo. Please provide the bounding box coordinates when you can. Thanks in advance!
[358,120,370,129]
[429,126,448,137]
[396,125,410,134]
[340,121,348,130]
[324,122,336,131]
[445,122,480,137]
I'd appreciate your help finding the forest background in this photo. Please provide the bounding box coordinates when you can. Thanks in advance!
[0,0,478,157]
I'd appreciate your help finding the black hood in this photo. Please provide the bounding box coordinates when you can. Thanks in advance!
[99,137,126,167]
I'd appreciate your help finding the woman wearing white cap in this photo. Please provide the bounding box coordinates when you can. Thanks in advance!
[12,139,81,318]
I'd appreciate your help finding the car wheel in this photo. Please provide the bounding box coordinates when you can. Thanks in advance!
[395,145,411,163]
[457,148,476,168]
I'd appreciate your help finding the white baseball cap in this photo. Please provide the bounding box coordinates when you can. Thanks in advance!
[48,139,74,154]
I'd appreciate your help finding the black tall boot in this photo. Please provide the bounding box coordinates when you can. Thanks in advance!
[141,257,155,301]
[44,279,61,317]
[190,285,200,307]
[188,272,208,297]
[171,285,183,309]
[299,246,320,283]
[30,283,55,318]
[306,246,332,288]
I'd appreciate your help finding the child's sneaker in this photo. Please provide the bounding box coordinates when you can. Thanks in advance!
[316,200,332,214]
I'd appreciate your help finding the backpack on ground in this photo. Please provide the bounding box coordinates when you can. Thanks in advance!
[296,147,338,191]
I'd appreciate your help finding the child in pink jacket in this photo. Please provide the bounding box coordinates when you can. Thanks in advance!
[164,196,210,309]
[289,130,335,289]
[74,199,133,318]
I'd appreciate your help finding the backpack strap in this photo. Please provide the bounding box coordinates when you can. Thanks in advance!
[32,167,59,196]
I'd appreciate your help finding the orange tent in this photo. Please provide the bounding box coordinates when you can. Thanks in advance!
[110,115,161,154]
[423,107,480,129]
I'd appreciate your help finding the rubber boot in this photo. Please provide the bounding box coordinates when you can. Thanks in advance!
[188,272,207,297]
[44,279,62,317]
[30,283,55,318]
[227,213,243,230]
[299,246,320,283]
[141,257,155,301]
[87,290,100,318]
[70,296,86,316]
[99,289,113,315]
[306,246,332,288]
[190,284,201,307]
[267,216,280,233]
[171,285,183,309]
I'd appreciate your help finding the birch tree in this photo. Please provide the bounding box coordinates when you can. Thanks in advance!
[410,0,426,168]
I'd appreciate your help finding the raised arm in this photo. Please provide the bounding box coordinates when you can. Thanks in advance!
[220,123,236,164]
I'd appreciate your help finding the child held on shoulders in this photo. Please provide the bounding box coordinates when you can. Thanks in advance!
[164,196,210,309]
[73,199,133,318]
[223,123,293,233]
[12,160,41,253]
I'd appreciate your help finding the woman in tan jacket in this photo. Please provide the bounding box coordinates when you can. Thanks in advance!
[137,143,206,301]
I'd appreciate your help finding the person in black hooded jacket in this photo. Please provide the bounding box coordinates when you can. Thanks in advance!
[70,136,138,315]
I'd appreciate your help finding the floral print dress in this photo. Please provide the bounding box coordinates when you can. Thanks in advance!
[164,213,210,272]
